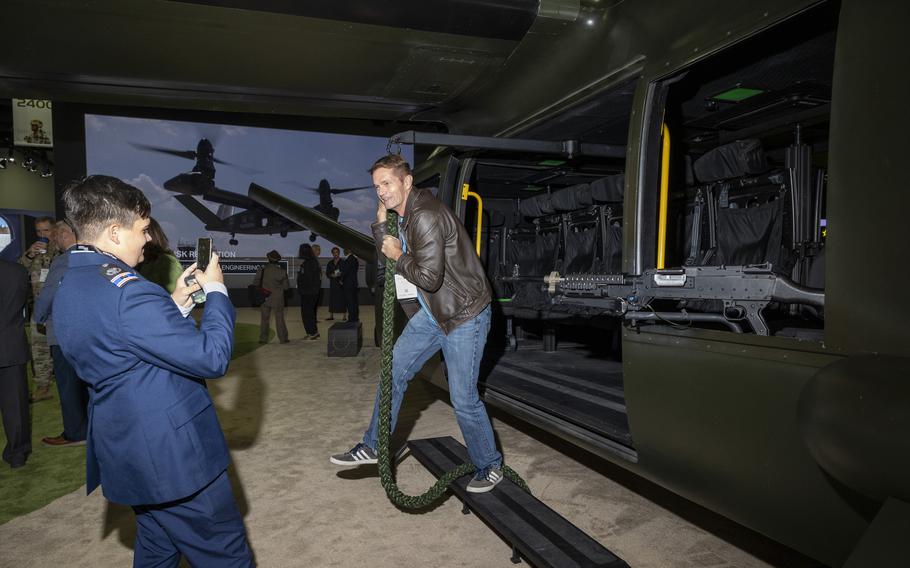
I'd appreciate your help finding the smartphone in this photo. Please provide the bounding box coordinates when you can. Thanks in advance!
[196,237,212,272]
[184,237,213,305]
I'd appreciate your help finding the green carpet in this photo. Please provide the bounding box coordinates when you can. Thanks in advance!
[0,322,271,526]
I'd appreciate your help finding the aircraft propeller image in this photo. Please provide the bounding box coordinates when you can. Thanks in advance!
[130,137,302,245]
[281,178,374,241]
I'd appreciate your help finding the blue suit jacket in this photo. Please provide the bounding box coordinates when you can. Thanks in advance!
[53,247,235,506]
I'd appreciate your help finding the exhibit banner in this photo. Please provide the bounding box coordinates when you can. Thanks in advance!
[179,258,289,275]
[13,99,53,147]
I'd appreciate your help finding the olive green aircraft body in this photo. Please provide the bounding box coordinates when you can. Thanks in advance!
[3,1,909,566]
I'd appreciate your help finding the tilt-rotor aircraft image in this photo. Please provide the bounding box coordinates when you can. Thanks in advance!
[131,138,302,245]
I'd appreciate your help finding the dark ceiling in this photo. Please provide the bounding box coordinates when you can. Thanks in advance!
[0,0,645,140]
[0,0,551,124]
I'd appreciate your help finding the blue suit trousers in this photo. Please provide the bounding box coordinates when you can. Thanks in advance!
[132,470,254,567]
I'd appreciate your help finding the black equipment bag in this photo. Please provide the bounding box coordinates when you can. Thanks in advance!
[693,139,768,183]
[591,174,624,203]
[247,284,269,307]
[328,321,363,357]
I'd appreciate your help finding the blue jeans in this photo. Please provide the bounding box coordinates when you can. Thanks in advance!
[363,304,501,471]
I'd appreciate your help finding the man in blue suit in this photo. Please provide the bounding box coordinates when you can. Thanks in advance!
[53,176,254,567]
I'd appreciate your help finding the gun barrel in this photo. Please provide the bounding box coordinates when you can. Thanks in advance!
[498,276,548,283]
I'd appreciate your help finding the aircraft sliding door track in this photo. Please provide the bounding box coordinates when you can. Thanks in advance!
[483,389,638,464]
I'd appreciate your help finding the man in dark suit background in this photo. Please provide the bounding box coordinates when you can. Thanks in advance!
[0,259,31,469]
[340,248,359,322]
[325,246,346,320]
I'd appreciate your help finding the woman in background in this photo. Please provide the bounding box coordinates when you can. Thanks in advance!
[297,243,321,339]
[136,218,184,293]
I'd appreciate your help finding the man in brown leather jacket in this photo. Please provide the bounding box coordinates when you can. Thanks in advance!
[331,154,506,493]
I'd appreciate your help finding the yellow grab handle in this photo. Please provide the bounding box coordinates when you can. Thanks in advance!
[462,182,483,257]
[657,123,671,269]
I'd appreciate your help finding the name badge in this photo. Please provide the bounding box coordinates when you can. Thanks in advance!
[39,268,49,283]
[394,274,418,300]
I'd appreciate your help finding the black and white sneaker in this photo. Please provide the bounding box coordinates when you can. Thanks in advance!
[466,466,504,493]
[330,443,378,466]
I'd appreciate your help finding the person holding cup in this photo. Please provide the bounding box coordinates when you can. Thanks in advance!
[19,216,59,402]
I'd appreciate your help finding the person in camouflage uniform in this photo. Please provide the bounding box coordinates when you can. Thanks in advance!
[19,216,58,402]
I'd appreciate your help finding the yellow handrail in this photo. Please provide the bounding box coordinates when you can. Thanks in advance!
[461,182,483,256]
[657,123,671,269]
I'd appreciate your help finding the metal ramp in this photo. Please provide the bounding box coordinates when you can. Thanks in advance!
[407,437,630,568]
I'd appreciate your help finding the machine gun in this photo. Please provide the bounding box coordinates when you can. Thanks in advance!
[506,263,824,335]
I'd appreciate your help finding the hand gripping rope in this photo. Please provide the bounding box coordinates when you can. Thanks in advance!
[376,211,530,509]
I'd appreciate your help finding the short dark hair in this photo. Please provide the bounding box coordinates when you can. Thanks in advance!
[34,215,55,226]
[62,175,151,242]
[298,243,314,259]
[368,154,412,178]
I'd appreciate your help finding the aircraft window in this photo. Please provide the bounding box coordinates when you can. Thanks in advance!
[648,1,837,340]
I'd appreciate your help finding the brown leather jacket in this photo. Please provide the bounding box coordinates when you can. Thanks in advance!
[372,187,491,334]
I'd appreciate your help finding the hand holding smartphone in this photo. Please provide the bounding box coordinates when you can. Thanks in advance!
[185,238,213,304]
[195,237,212,272]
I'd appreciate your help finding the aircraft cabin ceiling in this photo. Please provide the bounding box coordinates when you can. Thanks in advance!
[1,0,822,137]
[0,0,597,127]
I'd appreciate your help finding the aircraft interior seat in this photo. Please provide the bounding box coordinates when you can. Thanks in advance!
[680,139,795,274]
[498,174,627,322]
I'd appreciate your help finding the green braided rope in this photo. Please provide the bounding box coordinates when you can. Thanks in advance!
[377,211,530,509]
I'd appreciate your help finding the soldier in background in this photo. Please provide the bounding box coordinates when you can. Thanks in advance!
[254,250,290,344]
[18,216,58,402]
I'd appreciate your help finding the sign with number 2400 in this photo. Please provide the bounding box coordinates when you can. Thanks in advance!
[12,99,54,148]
